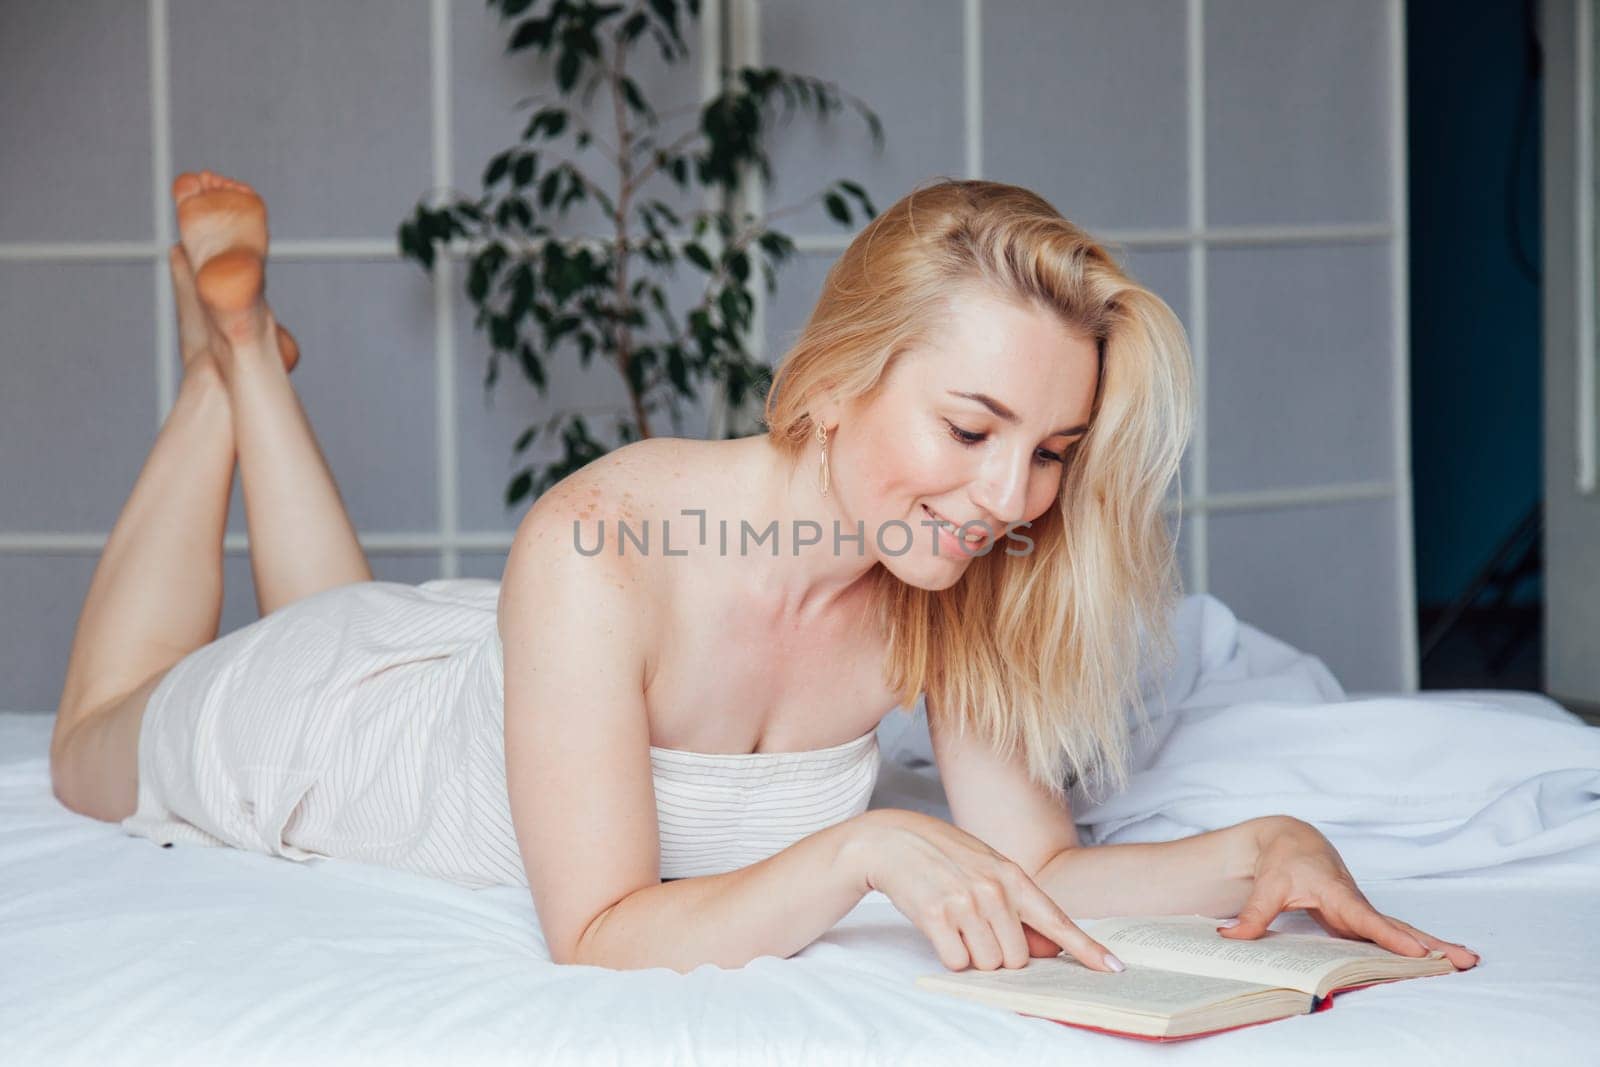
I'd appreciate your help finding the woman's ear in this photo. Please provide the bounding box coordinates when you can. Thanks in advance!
[808,390,844,434]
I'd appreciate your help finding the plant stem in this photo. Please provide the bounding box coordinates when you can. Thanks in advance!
[608,25,652,440]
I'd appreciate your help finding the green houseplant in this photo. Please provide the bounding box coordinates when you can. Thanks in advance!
[398,0,885,507]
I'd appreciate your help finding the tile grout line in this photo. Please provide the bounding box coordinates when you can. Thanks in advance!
[0,477,1401,553]
[1185,0,1209,595]
[0,223,1401,263]
[150,0,175,423]
[1390,0,1420,689]
[966,0,982,180]
[431,0,459,579]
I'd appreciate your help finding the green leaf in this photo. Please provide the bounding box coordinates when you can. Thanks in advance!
[718,287,744,329]
[484,151,511,187]
[517,342,547,391]
[508,18,550,52]
[647,0,680,42]
[397,221,418,263]
[823,192,850,225]
[538,170,561,208]
[522,108,567,141]
[468,257,491,303]
[667,345,690,395]
[839,178,878,217]
[556,49,581,92]
[506,469,533,507]
[621,11,649,42]
[726,250,749,283]
[620,76,647,115]
[510,263,534,320]
[756,230,793,261]
[513,153,536,187]
[683,242,713,272]
[490,315,517,351]
[514,425,538,452]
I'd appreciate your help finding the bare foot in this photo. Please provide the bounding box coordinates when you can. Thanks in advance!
[171,170,299,374]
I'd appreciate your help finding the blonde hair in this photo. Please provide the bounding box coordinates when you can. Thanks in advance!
[761,178,1194,803]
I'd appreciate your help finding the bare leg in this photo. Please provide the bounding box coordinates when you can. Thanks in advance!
[173,170,373,616]
[50,249,237,821]
[50,171,375,823]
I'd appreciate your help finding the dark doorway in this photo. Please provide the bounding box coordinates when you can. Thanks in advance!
[1407,0,1544,691]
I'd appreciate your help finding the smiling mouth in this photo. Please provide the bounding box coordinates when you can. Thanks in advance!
[923,504,987,549]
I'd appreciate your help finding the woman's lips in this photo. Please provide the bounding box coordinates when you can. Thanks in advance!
[923,504,986,549]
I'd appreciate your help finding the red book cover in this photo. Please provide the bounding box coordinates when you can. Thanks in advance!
[1020,977,1411,1043]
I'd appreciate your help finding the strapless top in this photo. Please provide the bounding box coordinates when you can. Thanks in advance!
[645,726,881,879]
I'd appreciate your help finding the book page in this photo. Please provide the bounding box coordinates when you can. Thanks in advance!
[917,954,1283,1016]
[1089,915,1431,995]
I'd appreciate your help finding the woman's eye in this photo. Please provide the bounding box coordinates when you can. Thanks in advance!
[946,421,1064,467]
[947,422,985,445]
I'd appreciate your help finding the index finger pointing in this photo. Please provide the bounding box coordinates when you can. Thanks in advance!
[1017,889,1122,973]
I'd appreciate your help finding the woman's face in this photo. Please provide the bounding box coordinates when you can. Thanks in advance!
[832,285,1100,590]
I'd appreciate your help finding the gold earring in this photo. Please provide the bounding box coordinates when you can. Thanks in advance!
[816,422,830,496]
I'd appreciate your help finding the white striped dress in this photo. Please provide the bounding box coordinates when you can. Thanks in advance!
[121,579,882,888]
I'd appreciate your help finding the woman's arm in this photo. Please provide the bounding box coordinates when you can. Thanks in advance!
[1031,818,1266,919]
[572,817,869,971]
[502,476,876,972]
[1036,817,1480,971]
[923,690,1259,918]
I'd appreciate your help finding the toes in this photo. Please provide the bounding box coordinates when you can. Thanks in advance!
[194,169,252,196]
[172,172,201,201]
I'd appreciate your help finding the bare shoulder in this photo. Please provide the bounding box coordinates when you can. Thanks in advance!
[502,437,710,627]
[521,437,707,529]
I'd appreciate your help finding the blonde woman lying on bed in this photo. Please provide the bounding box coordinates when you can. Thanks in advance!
[47,171,1478,977]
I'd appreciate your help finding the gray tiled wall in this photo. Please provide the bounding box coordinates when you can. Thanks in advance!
[1,0,1409,711]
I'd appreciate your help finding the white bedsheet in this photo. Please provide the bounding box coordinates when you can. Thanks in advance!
[3,595,1598,1065]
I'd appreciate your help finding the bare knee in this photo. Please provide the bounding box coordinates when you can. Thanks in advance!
[50,714,117,821]
[49,716,100,818]
[49,681,154,822]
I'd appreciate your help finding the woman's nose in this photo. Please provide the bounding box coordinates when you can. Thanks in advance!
[972,454,1030,526]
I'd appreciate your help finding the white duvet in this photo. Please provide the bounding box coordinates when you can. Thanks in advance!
[877,594,1600,881]
[2,593,1598,1066]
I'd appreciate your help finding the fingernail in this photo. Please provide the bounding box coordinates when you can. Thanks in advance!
[1218,918,1240,929]
[1104,953,1125,972]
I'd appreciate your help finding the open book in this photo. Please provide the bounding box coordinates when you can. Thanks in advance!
[915,914,1458,1041]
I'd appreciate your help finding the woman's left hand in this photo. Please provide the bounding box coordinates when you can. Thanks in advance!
[1219,816,1480,971]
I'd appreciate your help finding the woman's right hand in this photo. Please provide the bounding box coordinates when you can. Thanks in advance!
[847,808,1123,973]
